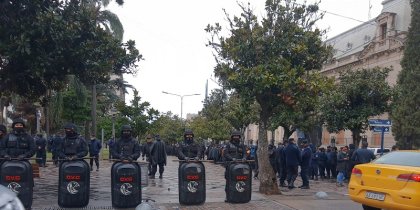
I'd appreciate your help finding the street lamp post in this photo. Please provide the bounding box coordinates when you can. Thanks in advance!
[162,91,200,120]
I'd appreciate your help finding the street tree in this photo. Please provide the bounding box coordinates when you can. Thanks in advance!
[117,89,159,139]
[225,92,259,136]
[321,67,393,148]
[390,0,420,149]
[148,112,183,144]
[206,0,331,194]
[269,72,333,144]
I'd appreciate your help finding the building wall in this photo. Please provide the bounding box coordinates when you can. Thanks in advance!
[320,0,410,148]
[243,0,411,148]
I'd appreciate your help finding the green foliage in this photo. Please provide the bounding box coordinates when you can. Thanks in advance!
[0,0,141,101]
[206,0,331,194]
[117,89,159,138]
[321,68,393,147]
[148,112,183,144]
[225,92,259,131]
[61,76,91,124]
[390,0,420,149]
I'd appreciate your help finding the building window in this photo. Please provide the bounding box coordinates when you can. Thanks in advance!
[380,23,387,40]
[346,42,353,51]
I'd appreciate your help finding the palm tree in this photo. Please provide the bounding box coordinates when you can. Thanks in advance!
[86,0,126,136]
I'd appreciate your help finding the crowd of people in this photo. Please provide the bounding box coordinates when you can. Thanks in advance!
[1,118,388,190]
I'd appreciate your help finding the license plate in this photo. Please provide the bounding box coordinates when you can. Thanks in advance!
[365,192,385,201]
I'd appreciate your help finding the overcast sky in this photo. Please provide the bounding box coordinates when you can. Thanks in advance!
[108,0,384,118]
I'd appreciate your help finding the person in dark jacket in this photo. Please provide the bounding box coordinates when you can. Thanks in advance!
[0,124,6,141]
[336,147,349,187]
[51,133,63,166]
[57,123,88,161]
[351,141,376,164]
[35,134,47,167]
[222,130,247,202]
[299,140,311,189]
[88,135,102,171]
[107,138,115,160]
[222,131,247,162]
[150,134,167,179]
[0,119,35,160]
[268,143,277,175]
[177,129,202,161]
[346,144,356,180]
[284,138,301,189]
[0,124,7,166]
[112,125,140,162]
[142,134,154,176]
[310,148,319,180]
[326,146,338,179]
[277,140,288,186]
[317,147,328,180]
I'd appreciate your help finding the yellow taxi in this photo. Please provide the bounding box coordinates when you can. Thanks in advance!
[349,150,420,210]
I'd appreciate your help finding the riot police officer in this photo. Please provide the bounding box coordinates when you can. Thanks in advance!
[0,119,35,160]
[56,123,88,160]
[222,130,248,203]
[222,131,247,162]
[177,130,202,161]
[112,125,140,162]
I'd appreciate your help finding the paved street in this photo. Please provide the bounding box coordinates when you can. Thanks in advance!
[31,156,361,210]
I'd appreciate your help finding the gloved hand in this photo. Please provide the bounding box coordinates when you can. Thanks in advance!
[242,158,247,162]
[3,155,11,161]
[184,157,190,162]
[232,158,237,162]
[127,156,133,162]
[17,155,26,160]
[194,157,199,161]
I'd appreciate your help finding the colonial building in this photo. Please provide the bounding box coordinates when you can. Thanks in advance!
[320,0,411,148]
[244,0,411,147]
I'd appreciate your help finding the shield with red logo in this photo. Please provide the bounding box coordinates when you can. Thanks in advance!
[111,162,141,208]
[179,162,206,205]
[0,160,33,209]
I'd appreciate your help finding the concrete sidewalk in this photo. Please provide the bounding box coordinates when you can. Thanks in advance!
[31,156,361,210]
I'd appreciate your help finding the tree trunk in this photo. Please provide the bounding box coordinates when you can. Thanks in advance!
[351,129,362,148]
[91,83,97,137]
[257,113,280,194]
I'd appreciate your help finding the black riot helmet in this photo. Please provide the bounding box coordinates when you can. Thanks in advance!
[184,129,194,144]
[121,125,132,139]
[230,130,241,145]
[63,123,78,138]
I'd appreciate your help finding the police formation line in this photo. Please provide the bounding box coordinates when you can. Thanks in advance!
[0,119,252,209]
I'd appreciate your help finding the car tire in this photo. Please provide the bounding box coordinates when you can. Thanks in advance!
[362,204,381,210]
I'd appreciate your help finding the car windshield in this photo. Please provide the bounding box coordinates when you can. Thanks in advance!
[373,151,420,167]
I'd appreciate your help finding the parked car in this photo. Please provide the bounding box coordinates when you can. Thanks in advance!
[349,150,420,210]
[367,147,390,157]
[0,185,25,210]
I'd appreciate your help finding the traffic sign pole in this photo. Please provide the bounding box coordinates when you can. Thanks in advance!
[380,127,385,156]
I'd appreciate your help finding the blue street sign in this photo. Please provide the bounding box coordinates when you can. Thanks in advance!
[373,127,390,133]
[368,119,392,127]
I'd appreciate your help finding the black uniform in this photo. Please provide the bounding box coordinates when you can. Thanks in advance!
[222,131,247,199]
[0,119,36,160]
[111,125,140,161]
[177,130,202,161]
[35,134,47,167]
[150,135,167,179]
[57,123,88,160]
[142,138,153,176]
